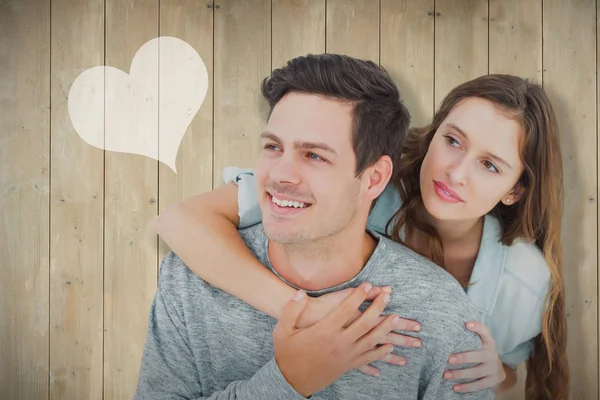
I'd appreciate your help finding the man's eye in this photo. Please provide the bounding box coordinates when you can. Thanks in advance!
[264,144,280,151]
[307,152,325,162]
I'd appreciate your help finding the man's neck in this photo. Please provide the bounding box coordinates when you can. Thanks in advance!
[267,230,378,291]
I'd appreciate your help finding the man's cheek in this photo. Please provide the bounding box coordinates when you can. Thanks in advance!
[254,160,270,184]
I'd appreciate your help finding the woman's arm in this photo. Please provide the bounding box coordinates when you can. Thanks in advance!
[154,182,296,319]
[153,181,390,327]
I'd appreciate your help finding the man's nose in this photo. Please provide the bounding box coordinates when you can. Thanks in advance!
[269,153,302,185]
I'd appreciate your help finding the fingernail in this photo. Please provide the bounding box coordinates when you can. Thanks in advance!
[413,340,421,348]
[449,356,457,364]
[444,372,452,379]
[373,371,380,377]
[414,324,421,332]
[467,322,475,329]
[454,385,462,392]
[293,290,306,302]
[383,293,390,304]
[387,346,394,354]
[382,286,392,293]
[364,283,373,293]
[398,358,406,366]
[392,315,400,324]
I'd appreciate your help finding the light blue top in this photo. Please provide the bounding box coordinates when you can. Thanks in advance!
[222,167,551,369]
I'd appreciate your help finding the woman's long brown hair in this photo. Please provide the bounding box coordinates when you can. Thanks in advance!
[386,74,569,399]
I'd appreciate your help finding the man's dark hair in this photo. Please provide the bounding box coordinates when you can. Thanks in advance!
[260,53,410,180]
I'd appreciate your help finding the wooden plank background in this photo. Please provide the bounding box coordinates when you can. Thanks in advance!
[0,0,596,399]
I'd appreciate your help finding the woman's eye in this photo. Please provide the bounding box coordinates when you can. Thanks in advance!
[483,160,499,173]
[445,135,460,147]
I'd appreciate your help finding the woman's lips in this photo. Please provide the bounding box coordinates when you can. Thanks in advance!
[433,181,464,203]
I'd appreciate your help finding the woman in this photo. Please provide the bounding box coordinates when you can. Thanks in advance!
[155,74,569,398]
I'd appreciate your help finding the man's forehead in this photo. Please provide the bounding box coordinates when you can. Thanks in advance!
[266,93,354,149]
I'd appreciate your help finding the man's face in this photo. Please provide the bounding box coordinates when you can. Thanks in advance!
[255,92,370,245]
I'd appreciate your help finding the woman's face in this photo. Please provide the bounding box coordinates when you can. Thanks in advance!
[419,97,525,223]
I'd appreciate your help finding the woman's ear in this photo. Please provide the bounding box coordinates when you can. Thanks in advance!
[502,183,525,206]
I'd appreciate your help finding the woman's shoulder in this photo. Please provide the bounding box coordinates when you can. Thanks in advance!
[475,215,551,364]
[503,237,551,295]
[480,215,550,297]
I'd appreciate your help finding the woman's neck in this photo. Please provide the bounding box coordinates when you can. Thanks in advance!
[407,205,485,287]
[417,205,484,248]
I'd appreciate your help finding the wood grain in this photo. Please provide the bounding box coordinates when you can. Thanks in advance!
[103,1,159,398]
[543,0,597,398]
[434,0,488,105]
[326,0,379,62]
[272,0,325,68]
[381,0,434,127]
[489,0,542,83]
[213,0,271,184]
[49,0,105,399]
[0,1,50,399]
[157,0,214,266]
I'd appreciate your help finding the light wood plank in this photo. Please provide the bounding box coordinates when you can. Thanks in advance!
[0,1,50,399]
[489,3,542,398]
[544,1,597,399]
[597,0,600,396]
[103,1,159,399]
[272,0,325,68]
[326,0,379,63]
[49,1,105,399]
[213,0,271,184]
[434,0,488,104]
[489,0,542,83]
[157,1,214,264]
[381,0,434,127]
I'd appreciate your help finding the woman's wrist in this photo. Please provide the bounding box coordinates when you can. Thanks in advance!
[493,363,517,394]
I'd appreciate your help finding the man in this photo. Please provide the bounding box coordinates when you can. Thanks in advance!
[135,54,493,399]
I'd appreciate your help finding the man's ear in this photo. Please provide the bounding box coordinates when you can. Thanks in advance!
[363,155,393,201]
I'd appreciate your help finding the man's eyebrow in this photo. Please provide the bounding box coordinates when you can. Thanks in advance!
[260,132,281,143]
[261,132,338,156]
[446,123,513,169]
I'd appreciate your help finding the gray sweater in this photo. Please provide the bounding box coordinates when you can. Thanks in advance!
[135,225,494,399]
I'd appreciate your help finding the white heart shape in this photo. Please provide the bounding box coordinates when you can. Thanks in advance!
[68,36,209,173]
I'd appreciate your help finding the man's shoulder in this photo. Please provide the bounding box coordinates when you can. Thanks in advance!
[157,225,266,301]
[371,235,485,357]
[238,223,267,255]
[378,235,481,318]
[374,234,467,290]
[157,251,244,323]
[158,251,206,293]
[238,222,265,238]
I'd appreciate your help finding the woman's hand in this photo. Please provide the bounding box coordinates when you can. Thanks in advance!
[443,321,506,392]
[298,286,423,377]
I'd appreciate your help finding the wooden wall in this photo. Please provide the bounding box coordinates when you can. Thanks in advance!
[0,0,596,399]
